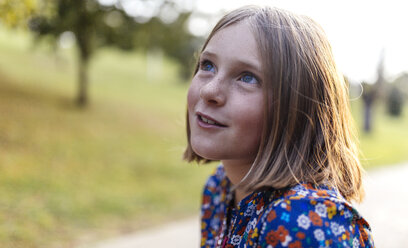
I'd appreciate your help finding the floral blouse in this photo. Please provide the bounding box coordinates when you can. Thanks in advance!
[200,165,374,248]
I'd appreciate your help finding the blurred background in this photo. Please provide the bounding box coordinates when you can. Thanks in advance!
[0,0,407,247]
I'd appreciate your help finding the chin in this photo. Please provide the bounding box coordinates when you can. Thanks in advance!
[191,142,223,161]
[193,148,220,161]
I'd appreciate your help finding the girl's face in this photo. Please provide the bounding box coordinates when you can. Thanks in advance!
[187,21,264,165]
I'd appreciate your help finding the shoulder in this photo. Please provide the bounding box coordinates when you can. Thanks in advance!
[202,165,229,198]
[257,184,374,248]
[201,164,230,211]
[204,165,227,190]
[201,164,230,244]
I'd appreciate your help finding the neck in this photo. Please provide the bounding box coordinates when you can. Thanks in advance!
[222,159,253,205]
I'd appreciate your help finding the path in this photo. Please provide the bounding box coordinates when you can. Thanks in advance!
[356,162,408,247]
[85,162,408,248]
[85,217,200,248]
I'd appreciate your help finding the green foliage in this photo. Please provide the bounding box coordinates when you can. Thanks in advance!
[387,86,404,116]
[29,0,138,55]
[1,28,407,247]
[26,0,200,106]
[134,12,203,79]
[351,100,408,167]
[0,0,37,28]
[392,72,408,100]
[28,0,200,72]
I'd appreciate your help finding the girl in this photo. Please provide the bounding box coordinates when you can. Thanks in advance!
[184,6,374,248]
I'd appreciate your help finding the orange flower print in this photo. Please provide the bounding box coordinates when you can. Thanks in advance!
[324,200,336,208]
[265,230,279,246]
[303,183,314,190]
[309,210,323,226]
[284,190,296,197]
[359,235,365,246]
[202,209,212,219]
[296,232,306,240]
[316,190,329,197]
[267,210,277,222]
[200,168,373,248]
[361,229,369,240]
[257,198,264,210]
[276,225,289,242]
[343,230,350,240]
[237,226,246,235]
[203,195,211,204]
[288,240,303,248]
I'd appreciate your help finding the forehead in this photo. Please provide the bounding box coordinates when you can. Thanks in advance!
[203,21,262,71]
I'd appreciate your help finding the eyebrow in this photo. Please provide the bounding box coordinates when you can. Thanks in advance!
[201,50,263,75]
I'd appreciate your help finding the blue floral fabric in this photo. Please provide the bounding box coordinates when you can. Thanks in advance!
[200,165,374,248]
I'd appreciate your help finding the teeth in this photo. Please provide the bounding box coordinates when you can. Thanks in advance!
[201,116,216,125]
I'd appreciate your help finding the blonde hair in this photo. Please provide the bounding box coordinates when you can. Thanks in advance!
[184,6,364,202]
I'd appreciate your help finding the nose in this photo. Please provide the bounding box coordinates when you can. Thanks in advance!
[199,76,226,106]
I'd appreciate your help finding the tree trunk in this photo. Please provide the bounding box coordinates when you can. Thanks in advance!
[75,1,91,108]
[363,99,372,132]
[76,54,89,107]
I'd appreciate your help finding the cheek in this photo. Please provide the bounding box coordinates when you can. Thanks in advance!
[245,110,264,139]
[236,98,264,144]
[187,80,199,112]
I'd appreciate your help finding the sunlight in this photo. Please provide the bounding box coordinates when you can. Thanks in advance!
[193,0,408,83]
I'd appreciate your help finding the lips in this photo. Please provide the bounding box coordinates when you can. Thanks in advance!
[196,112,227,127]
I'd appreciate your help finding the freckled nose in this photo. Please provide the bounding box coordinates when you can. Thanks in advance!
[199,78,225,106]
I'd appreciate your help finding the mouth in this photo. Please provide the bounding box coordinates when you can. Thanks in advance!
[196,113,227,127]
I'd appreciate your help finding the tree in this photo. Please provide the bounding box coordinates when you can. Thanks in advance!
[361,51,386,132]
[386,73,408,117]
[392,73,408,99]
[135,12,201,79]
[387,86,404,116]
[0,0,37,28]
[28,0,143,106]
[28,0,198,107]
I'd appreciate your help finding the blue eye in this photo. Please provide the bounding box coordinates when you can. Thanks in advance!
[240,73,258,84]
[200,60,215,72]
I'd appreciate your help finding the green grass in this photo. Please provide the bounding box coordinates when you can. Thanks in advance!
[351,100,408,168]
[0,28,215,247]
[0,27,407,247]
